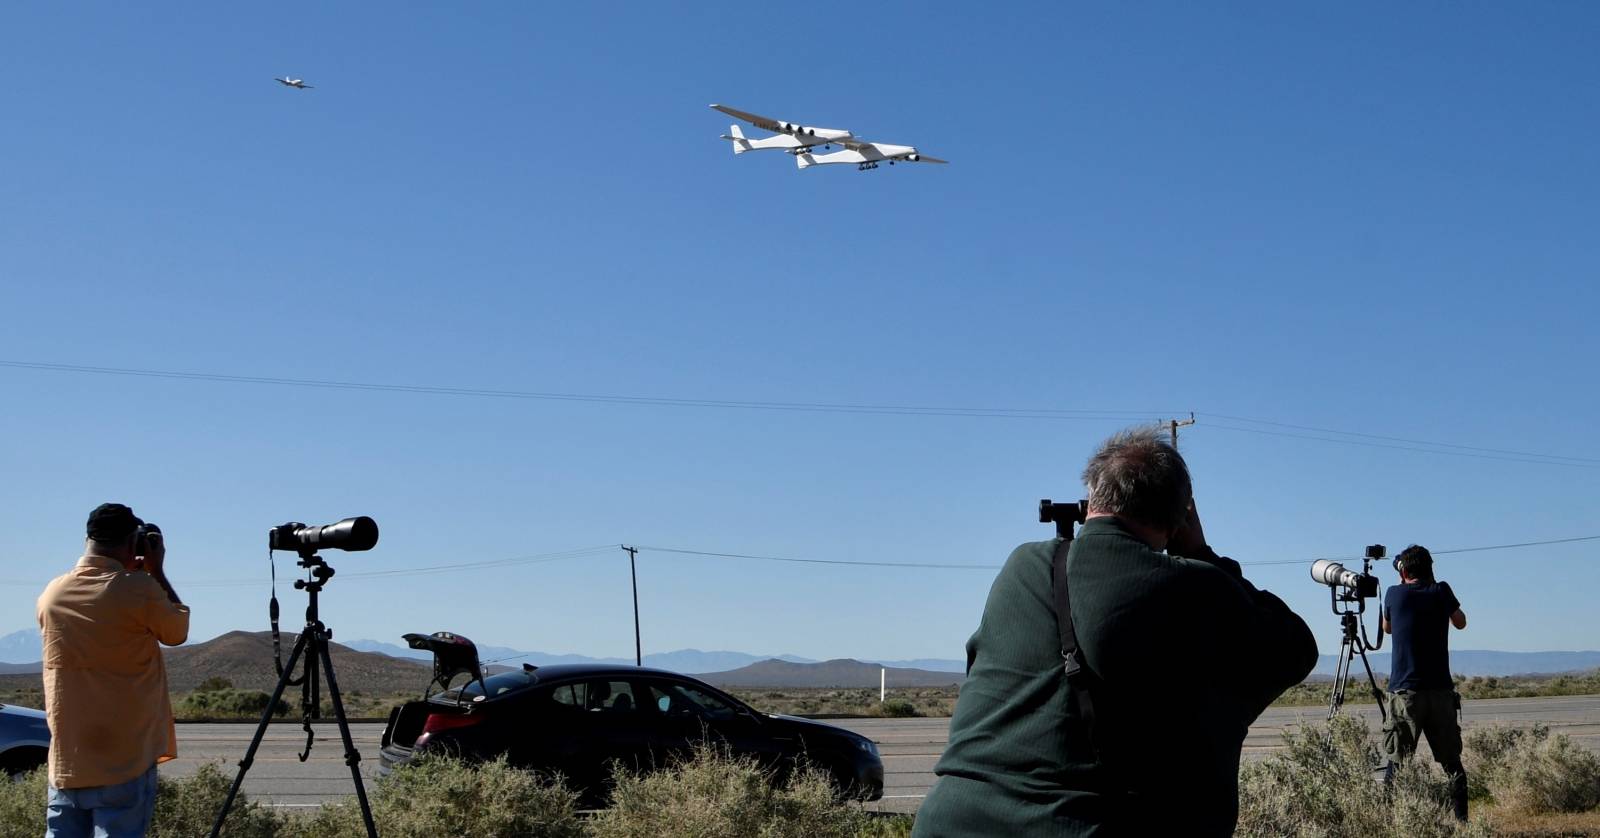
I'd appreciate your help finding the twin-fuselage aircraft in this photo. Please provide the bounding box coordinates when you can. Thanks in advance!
[712,104,946,171]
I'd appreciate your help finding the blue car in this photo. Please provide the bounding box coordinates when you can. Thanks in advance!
[1,702,49,778]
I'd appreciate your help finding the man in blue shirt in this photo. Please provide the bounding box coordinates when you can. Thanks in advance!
[1381,544,1468,821]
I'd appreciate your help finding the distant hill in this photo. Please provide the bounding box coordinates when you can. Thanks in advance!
[159,630,431,694]
[0,631,438,695]
[0,629,41,664]
[1313,650,1600,678]
[347,639,818,674]
[695,658,964,689]
[0,662,40,675]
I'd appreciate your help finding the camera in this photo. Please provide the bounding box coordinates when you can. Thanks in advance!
[268,517,379,554]
[1309,544,1384,600]
[135,522,162,556]
[1310,559,1378,599]
[1039,498,1088,538]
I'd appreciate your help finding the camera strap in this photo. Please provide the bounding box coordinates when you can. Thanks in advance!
[1051,537,1100,731]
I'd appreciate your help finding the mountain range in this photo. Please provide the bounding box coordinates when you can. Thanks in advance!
[343,638,967,674]
[4,627,1598,680]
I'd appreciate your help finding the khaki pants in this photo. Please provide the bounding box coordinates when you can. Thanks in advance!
[1383,688,1467,819]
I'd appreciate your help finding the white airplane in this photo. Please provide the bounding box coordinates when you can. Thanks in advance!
[713,104,946,171]
[275,77,314,89]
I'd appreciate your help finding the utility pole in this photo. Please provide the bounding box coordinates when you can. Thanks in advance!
[1168,412,1196,447]
[622,545,641,666]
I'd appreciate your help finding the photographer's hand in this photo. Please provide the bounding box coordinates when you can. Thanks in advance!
[1166,500,1208,558]
[1168,500,1243,578]
[140,533,182,605]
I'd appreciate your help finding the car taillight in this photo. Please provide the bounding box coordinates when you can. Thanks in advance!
[420,712,482,736]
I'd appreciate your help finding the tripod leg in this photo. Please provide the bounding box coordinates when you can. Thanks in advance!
[210,631,310,838]
[317,636,380,838]
[1329,638,1352,718]
[1356,645,1387,723]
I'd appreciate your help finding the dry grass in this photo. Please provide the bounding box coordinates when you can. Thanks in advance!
[1238,713,1600,837]
[1237,714,1490,837]
[1478,808,1600,837]
[588,743,869,838]
[293,753,583,838]
[1465,724,1600,815]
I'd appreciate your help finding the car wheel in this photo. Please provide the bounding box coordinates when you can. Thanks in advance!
[1,747,47,780]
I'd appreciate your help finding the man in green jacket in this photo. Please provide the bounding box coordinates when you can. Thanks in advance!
[915,427,1318,836]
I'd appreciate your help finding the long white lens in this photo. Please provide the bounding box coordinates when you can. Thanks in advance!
[1310,560,1358,589]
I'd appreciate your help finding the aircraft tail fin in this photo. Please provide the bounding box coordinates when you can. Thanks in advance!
[720,124,752,155]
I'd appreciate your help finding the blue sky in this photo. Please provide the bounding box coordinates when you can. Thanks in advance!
[2,2,1596,663]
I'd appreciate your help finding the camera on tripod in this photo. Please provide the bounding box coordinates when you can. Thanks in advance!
[1311,544,1388,719]
[213,516,383,838]
[1309,544,1385,602]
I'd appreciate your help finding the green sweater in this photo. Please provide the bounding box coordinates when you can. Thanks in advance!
[915,518,1317,837]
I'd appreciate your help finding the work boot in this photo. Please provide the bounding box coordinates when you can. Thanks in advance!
[1449,770,1469,822]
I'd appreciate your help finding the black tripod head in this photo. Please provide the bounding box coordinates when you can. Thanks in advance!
[1040,498,1089,540]
[293,552,337,595]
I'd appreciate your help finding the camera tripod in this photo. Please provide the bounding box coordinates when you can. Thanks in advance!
[1323,550,1387,722]
[210,551,378,838]
[1328,609,1386,719]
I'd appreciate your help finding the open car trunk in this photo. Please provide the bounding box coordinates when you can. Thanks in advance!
[379,631,485,751]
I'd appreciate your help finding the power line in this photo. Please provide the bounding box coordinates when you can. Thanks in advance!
[0,360,1166,422]
[6,358,1596,470]
[1241,534,1600,566]
[1,533,1593,589]
[632,544,1003,570]
[1200,421,1600,470]
[1198,412,1600,465]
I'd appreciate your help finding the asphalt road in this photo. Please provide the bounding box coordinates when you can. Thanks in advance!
[165,695,1600,815]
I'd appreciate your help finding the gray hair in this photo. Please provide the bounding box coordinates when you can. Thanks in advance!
[1082,426,1193,532]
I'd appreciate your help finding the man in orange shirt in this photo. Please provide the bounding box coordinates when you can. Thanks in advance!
[38,503,189,838]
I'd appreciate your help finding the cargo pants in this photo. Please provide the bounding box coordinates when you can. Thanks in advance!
[1383,688,1467,820]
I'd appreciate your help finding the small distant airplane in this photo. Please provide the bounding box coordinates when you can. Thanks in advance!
[712,104,946,171]
[275,77,314,89]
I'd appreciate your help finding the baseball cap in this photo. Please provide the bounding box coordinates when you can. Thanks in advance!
[86,503,142,542]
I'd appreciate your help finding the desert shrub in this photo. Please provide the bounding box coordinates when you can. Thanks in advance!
[1236,714,1490,838]
[855,814,915,837]
[1464,724,1600,814]
[0,763,282,838]
[196,676,235,692]
[0,767,48,838]
[176,688,288,720]
[588,744,868,838]
[877,699,920,718]
[150,762,282,838]
[294,753,582,838]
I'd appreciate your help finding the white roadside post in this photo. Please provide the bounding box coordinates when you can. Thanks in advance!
[881,668,886,703]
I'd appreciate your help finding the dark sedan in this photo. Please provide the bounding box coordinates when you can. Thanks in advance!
[378,632,883,804]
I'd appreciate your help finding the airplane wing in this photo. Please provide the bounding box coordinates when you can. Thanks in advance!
[710,104,785,133]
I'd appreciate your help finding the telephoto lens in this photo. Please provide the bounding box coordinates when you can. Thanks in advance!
[1310,560,1359,589]
[269,517,379,553]
[1310,559,1378,598]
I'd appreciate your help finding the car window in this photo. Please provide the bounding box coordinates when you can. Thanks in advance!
[548,682,588,711]
[646,681,739,721]
[582,680,640,713]
[444,671,533,700]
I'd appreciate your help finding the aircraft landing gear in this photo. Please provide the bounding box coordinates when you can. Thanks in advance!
[856,162,879,171]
